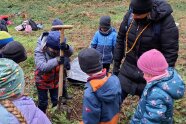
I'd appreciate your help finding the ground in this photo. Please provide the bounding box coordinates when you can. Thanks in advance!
[0,0,186,123]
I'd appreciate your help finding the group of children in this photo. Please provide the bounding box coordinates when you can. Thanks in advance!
[0,15,185,124]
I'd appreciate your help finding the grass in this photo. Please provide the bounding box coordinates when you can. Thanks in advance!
[0,0,186,123]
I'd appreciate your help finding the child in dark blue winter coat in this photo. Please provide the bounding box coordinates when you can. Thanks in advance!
[78,48,121,124]
[130,49,185,124]
[90,16,117,73]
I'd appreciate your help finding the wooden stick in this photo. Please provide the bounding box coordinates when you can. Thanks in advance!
[52,25,73,110]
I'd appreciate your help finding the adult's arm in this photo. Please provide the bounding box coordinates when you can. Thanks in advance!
[113,12,130,74]
[160,15,179,67]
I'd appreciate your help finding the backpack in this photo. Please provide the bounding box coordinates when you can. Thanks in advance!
[126,9,161,41]
[25,24,32,33]
[0,20,8,32]
[28,19,38,31]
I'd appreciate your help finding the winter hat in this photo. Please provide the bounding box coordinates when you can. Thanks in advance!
[52,18,63,26]
[131,0,153,14]
[0,31,13,49]
[46,31,61,50]
[2,41,27,63]
[78,48,103,74]
[99,16,111,29]
[0,58,25,100]
[137,49,168,76]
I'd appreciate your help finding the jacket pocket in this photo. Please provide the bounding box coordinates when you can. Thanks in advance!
[120,61,142,81]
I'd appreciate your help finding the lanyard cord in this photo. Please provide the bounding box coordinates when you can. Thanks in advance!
[125,20,151,55]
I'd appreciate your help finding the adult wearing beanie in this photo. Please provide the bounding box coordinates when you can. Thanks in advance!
[113,0,178,102]
[0,58,51,124]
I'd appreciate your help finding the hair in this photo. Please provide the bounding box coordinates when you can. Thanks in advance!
[0,99,27,124]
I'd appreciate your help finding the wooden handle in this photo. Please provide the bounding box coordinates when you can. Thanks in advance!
[52,25,73,30]
[58,29,65,101]
[56,24,73,110]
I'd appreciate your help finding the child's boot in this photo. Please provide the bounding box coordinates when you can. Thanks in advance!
[63,85,72,99]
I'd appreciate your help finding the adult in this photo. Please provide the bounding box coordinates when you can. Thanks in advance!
[113,0,178,101]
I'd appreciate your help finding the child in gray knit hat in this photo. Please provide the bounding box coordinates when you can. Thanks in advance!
[78,48,121,124]
[1,41,27,63]
[90,16,117,73]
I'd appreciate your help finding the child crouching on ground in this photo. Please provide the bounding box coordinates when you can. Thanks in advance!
[0,58,51,124]
[34,31,73,113]
[130,49,185,124]
[78,48,121,124]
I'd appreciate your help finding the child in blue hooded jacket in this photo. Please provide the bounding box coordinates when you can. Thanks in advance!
[130,49,185,124]
[91,16,117,73]
[78,48,121,124]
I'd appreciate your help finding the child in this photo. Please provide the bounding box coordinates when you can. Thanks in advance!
[34,31,73,113]
[0,58,51,124]
[1,41,27,63]
[51,18,63,31]
[0,31,27,63]
[130,49,185,124]
[0,31,13,50]
[90,16,117,73]
[78,48,121,124]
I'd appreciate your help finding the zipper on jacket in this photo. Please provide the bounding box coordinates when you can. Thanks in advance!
[54,67,56,88]
[137,25,140,31]
[102,37,106,63]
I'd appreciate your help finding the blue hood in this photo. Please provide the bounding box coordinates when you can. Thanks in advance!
[156,68,185,99]
[94,75,121,102]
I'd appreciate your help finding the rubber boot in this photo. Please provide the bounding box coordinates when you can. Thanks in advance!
[63,85,72,99]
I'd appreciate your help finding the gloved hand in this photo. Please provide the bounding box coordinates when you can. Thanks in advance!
[64,57,71,70]
[57,56,71,70]
[57,56,64,65]
[112,67,120,76]
[60,42,69,50]
[113,63,120,76]
[112,70,120,76]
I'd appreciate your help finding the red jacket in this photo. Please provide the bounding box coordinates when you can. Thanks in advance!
[35,66,59,89]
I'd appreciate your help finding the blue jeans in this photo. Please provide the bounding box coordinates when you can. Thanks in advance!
[37,88,58,113]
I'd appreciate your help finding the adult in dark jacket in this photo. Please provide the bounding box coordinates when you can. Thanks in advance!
[113,0,179,101]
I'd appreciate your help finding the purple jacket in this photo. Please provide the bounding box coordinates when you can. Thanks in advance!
[0,96,51,124]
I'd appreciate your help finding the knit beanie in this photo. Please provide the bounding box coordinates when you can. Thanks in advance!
[0,58,25,100]
[2,41,27,63]
[0,31,13,49]
[52,18,63,26]
[137,49,168,76]
[131,0,153,14]
[46,31,60,50]
[99,16,111,29]
[78,48,103,74]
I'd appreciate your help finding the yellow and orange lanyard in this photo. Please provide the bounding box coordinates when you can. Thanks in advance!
[125,19,151,56]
